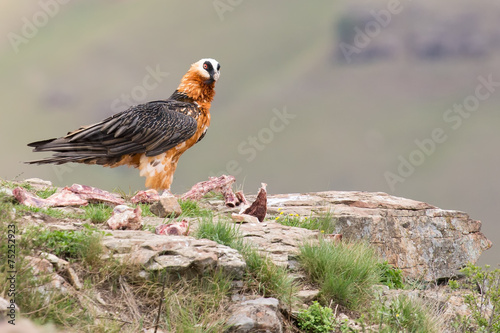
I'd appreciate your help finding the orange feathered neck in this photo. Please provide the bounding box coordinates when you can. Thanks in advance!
[176,66,216,105]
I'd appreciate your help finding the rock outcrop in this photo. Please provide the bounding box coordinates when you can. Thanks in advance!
[256,191,491,281]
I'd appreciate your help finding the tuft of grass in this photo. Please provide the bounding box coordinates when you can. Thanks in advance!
[376,294,444,333]
[136,203,156,217]
[275,210,337,234]
[161,270,233,332]
[195,214,241,247]
[82,203,113,223]
[240,246,299,307]
[202,191,225,200]
[299,238,381,310]
[194,213,299,307]
[178,199,211,217]
[35,187,58,199]
[113,187,134,201]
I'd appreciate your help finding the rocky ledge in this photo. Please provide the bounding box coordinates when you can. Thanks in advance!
[6,179,492,283]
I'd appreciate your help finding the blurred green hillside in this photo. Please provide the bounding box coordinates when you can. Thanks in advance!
[1,0,499,265]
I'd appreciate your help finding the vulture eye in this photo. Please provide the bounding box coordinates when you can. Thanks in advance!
[203,63,209,70]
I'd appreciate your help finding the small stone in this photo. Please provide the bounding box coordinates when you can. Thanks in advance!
[150,192,182,218]
[297,289,320,303]
[40,252,69,271]
[95,292,107,306]
[287,259,300,271]
[231,280,244,290]
[138,270,149,279]
[0,296,19,314]
[231,294,246,302]
[337,313,349,321]
[66,267,83,290]
[231,213,259,224]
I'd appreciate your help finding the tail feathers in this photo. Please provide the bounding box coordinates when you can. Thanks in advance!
[26,153,122,166]
[27,138,58,149]
[28,138,107,153]
[27,138,121,165]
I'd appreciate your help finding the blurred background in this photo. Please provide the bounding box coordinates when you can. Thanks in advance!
[1,0,498,265]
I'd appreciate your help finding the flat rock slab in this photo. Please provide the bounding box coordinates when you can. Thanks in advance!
[102,231,246,279]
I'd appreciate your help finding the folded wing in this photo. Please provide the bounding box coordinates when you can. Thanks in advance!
[27,100,199,165]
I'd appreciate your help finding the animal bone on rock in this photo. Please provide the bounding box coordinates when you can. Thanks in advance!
[241,183,267,222]
[130,189,160,204]
[181,175,244,207]
[155,219,189,236]
[66,184,125,205]
[107,205,142,230]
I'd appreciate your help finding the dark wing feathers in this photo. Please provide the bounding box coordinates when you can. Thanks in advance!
[27,100,199,165]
